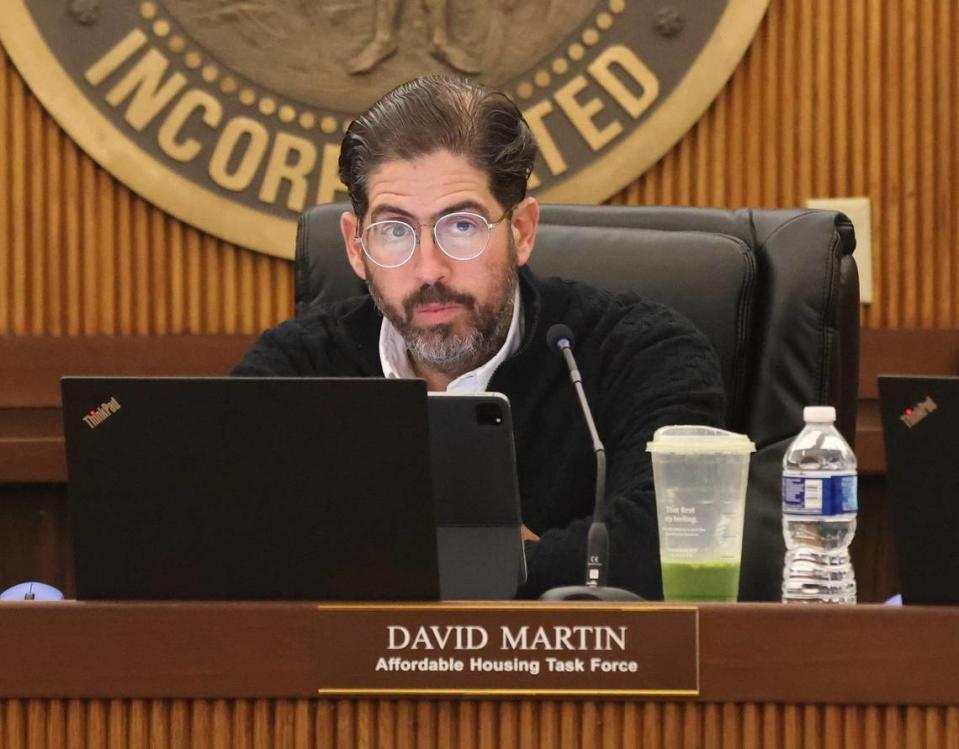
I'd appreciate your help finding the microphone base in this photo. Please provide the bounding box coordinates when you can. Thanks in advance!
[539,585,643,602]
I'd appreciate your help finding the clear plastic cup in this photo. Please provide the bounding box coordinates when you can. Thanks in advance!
[646,426,755,602]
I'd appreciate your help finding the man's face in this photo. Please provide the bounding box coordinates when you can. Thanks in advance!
[341,150,539,375]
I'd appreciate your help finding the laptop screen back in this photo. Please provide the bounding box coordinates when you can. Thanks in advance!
[63,377,440,600]
[879,375,959,605]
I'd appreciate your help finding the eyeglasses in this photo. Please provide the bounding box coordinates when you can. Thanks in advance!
[356,210,510,269]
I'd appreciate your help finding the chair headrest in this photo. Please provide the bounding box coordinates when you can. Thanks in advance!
[530,222,754,427]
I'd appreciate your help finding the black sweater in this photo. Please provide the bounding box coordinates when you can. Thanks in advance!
[233,267,726,599]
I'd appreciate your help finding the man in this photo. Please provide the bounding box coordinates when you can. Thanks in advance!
[233,75,726,599]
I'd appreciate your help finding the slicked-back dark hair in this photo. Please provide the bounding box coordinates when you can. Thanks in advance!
[339,75,538,221]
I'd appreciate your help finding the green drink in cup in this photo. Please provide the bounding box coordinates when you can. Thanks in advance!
[647,426,755,602]
[660,561,741,602]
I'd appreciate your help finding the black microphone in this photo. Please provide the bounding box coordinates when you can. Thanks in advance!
[540,324,642,602]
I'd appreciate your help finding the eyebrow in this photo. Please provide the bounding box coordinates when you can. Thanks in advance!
[369,201,492,224]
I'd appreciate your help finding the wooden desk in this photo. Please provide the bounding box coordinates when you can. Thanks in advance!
[0,603,956,748]
[0,335,255,482]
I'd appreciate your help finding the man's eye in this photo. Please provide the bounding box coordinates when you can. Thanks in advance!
[375,223,411,241]
[450,216,481,233]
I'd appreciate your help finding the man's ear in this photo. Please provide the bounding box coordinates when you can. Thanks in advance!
[340,211,367,280]
[509,196,539,267]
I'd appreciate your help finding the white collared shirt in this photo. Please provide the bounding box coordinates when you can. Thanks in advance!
[379,287,523,393]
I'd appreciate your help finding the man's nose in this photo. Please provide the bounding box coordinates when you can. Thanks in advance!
[412,227,451,285]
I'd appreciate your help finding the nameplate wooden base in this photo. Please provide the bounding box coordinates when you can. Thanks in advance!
[2,602,959,705]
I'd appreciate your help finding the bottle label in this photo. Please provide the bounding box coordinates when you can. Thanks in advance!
[782,472,858,515]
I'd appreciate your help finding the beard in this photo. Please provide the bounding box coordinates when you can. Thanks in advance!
[365,244,519,378]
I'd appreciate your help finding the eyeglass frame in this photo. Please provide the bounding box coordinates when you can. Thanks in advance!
[353,208,513,269]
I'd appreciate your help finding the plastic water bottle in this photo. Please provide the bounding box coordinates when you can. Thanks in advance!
[781,406,857,603]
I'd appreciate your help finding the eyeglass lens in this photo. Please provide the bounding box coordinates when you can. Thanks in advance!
[362,212,491,267]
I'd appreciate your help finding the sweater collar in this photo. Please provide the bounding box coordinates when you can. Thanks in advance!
[485,265,569,405]
[513,265,545,359]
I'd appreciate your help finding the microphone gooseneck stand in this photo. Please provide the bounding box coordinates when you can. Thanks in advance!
[540,325,642,602]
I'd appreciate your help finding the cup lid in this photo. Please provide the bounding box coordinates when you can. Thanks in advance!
[646,425,756,454]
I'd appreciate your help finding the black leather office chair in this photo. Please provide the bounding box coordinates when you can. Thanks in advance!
[293,203,860,601]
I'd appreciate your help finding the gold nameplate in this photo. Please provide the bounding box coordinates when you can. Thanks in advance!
[312,603,699,697]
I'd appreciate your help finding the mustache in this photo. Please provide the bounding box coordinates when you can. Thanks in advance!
[402,283,476,319]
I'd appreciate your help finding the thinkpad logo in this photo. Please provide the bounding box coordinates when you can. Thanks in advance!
[83,397,122,429]
[900,396,938,429]
[1,0,768,257]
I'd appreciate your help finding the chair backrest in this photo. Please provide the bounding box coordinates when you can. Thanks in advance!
[294,203,860,601]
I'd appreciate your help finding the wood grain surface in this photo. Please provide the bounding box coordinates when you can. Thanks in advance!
[0,699,957,749]
[0,604,957,747]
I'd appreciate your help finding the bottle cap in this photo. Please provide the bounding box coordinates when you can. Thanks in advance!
[803,406,836,423]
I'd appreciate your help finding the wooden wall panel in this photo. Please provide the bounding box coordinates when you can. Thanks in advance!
[0,46,293,338]
[613,0,959,331]
[1,699,959,749]
[1,0,957,336]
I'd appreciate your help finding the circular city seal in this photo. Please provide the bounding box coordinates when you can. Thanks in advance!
[0,0,769,258]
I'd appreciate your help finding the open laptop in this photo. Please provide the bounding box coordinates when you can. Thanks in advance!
[878,375,959,605]
[62,377,525,601]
